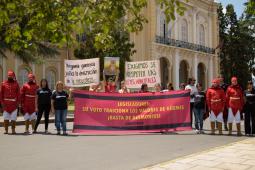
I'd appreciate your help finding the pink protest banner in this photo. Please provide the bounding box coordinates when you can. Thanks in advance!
[73,90,191,134]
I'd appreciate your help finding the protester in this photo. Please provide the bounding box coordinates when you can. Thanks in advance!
[89,83,102,92]
[118,81,130,93]
[167,83,174,91]
[219,76,229,131]
[140,83,149,93]
[206,79,225,135]
[193,83,206,134]
[20,73,39,134]
[34,79,52,133]
[0,70,20,134]
[179,83,186,90]
[185,78,198,127]
[103,70,119,93]
[51,81,69,135]
[154,83,161,92]
[226,77,244,136]
[252,68,255,88]
[243,81,255,136]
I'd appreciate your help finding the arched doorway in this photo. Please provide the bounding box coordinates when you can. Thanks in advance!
[46,69,57,90]
[179,60,189,84]
[160,57,170,89]
[197,63,206,89]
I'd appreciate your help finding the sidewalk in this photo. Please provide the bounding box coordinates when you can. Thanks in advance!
[0,113,74,127]
[140,138,255,170]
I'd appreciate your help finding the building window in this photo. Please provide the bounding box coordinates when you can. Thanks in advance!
[199,24,205,46]
[46,69,56,90]
[181,20,188,42]
[18,68,29,85]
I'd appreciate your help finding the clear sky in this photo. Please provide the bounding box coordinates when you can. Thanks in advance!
[215,0,247,18]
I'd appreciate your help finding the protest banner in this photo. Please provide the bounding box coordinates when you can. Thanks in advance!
[104,57,120,76]
[65,58,99,87]
[125,60,161,89]
[73,90,191,134]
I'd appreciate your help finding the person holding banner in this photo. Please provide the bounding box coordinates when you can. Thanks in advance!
[179,83,186,90]
[226,77,244,136]
[206,79,226,135]
[140,83,149,93]
[118,81,130,93]
[51,81,69,135]
[154,83,161,92]
[185,78,198,128]
[1,70,20,134]
[103,70,119,93]
[34,79,52,134]
[20,73,39,134]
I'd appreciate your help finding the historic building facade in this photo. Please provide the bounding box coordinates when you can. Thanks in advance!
[130,0,219,89]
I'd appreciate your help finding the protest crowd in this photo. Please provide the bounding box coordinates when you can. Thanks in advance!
[1,65,255,136]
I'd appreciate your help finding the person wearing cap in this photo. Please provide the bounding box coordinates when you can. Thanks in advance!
[185,78,198,128]
[206,78,226,135]
[20,73,39,134]
[226,77,244,136]
[0,70,20,134]
[243,81,255,136]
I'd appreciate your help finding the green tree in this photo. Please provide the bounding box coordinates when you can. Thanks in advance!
[218,3,255,88]
[0,0,187,63]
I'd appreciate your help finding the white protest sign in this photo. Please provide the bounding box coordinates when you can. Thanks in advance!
[65,58,100,87]
[125,60,161,88]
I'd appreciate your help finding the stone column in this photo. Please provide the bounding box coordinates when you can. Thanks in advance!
[174,49,180,89]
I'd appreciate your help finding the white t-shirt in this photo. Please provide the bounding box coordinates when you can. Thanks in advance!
[185,84,198,103]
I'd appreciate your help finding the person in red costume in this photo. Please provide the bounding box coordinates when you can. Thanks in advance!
[206,78,226,135]
[0,70,20,134]
[20,73,39,134]
[226,77,244,136]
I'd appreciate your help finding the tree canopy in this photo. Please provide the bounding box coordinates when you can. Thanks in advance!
[0,0,187,63]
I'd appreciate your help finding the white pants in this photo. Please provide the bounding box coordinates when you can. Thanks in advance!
[228,108,241,123]
[3,109,18,121]
[24,112,37,121]
[209,111,223,123]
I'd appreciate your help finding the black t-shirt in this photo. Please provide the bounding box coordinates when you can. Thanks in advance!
[51,90,69,110]
[37,88,52,105]
[244,89,255,105]
[194,91,206,108]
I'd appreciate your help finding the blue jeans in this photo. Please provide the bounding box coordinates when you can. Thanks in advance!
[193,107,204,130]
[55,109,67,132]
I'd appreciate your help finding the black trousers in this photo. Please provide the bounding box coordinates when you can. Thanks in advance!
[35,104,51,131]
[244,103,255,135]
[190,103,194,128]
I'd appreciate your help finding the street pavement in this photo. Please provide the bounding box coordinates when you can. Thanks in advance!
[0,119,249,170]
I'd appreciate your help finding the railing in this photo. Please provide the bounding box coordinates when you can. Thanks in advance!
[155,35,215,54]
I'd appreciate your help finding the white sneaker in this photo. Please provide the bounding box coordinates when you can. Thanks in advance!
[195,129,200,134]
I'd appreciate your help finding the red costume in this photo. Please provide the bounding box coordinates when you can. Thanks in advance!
[20,73,39,114]
[226,77,244,115]
[206,79,226,116]
[0,71,20,113]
